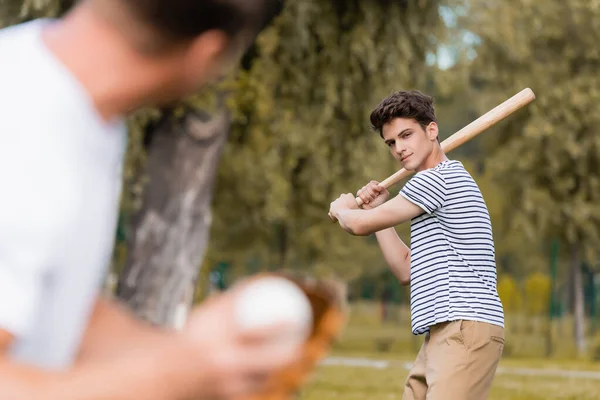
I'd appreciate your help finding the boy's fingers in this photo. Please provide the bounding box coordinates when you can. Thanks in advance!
[358,189,371,203]
[375,185,389,196]
[365,186,375,197]
[359,182,387,203]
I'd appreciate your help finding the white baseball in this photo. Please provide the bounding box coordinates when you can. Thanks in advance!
[234,276,313,351]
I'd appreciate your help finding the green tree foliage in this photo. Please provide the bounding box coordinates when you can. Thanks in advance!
[450,159,547,276]
[0,0,74,27]
[497,274,521,313]
[455,0,600,353]
[203,0,446,281]
[455,0,600,264]
[524,272,551,316]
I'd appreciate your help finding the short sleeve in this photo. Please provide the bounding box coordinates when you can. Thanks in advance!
[399,170,447,214]
[0,30,68,338]
[0,236,49,337]
[0,171,57,338]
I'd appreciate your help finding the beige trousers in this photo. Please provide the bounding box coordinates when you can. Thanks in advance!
[402,320,504,400]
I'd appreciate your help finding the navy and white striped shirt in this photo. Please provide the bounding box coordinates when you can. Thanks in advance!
[400,160,504,335]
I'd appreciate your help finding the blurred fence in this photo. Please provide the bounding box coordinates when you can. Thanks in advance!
[171,256,600,361]
[334,300,600,361]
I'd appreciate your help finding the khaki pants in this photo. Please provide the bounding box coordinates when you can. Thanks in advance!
[402,320,504,400]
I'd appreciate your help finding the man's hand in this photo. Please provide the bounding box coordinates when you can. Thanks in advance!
[0,330,13,354]
[179,282,303,399]
[329,193,359,219]
[78,289,302,400]
[356,181,389,210]
[0,284,303,400]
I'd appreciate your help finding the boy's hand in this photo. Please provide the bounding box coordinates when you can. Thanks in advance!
[329,193,359,217]
[357,181,389,209]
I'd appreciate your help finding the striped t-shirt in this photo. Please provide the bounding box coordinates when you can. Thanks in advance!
[399,160,504,335]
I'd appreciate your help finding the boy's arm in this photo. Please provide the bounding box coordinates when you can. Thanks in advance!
[345,181,412,285]
[331,194,424,236]
[374,228,411,285]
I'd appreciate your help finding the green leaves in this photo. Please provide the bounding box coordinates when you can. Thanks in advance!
[462,0,600,266]
[0,0,74,27]
[205,0,444,279]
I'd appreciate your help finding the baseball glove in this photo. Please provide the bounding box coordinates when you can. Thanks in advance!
[242,271,347,400]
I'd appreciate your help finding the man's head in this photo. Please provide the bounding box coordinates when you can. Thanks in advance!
[369,90,440,171]
[86,0,278,100]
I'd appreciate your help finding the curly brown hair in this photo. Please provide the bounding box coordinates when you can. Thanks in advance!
[369,90,437,137]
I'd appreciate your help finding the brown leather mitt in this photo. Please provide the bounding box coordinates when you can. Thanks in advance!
[241,271,347,400]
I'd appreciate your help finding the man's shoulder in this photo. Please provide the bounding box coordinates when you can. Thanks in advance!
[0,20,33,39]
[0,20,52,103]
[0,19,99,133]
[0,19,44,60]
[0,20,92,205]
[0,19,65,85]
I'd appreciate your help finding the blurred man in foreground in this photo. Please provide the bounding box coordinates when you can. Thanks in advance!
[329,90,505,400]
[0,1,303,399]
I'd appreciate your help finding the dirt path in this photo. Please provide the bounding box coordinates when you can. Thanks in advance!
[322,356,600,380]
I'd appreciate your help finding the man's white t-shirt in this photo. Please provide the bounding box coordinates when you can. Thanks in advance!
[0,20,127,369]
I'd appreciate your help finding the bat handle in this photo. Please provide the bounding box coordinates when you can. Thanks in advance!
[329,171,405,221]
[328,196,364,222]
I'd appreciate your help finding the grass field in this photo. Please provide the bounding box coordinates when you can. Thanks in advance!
[296,302,600,399]
[299,359,600,400]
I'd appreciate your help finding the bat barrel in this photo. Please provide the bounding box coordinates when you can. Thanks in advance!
[439,87,536,155]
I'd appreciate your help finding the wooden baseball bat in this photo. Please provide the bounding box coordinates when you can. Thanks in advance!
[329,87,536,222]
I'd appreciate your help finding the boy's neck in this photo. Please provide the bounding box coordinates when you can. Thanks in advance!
[416,145,448,172]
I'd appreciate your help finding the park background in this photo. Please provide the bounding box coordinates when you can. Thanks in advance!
[3,0,600,399]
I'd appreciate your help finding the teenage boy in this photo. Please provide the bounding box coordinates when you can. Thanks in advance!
[329,90,505,400]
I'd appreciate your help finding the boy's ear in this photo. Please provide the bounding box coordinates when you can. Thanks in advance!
[426,122,439,142]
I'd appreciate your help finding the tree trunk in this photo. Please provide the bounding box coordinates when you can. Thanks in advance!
[571,244,586,355]
[115,98,230,328]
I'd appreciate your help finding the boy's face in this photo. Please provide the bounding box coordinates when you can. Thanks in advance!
[381,118,439,172]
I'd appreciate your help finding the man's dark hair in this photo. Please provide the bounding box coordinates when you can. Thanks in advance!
[123,0,280,43]
[369,90,437,137]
